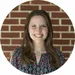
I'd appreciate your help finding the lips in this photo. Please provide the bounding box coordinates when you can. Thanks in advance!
[34,34,43,38]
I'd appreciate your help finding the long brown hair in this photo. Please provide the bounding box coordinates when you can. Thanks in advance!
[21,10,60,68]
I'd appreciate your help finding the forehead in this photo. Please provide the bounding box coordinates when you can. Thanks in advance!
[31,15,45,19]
[29,15,46,23]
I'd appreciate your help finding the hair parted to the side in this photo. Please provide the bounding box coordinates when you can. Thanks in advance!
[21,10,60,68]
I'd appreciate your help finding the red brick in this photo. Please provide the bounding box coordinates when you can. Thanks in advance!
[21,32,24,38]
[2,46,19,51]
[22,1,30,4]
[21,5,39,11]
[42,6,60,11]
[1,33,19,38]
[0,39,10,44]
[4,52,10,57]
[21,19,27,24]
[53,26,69,31]
[11,12,29,18]
[6,14,9,18]
[11,39,23,44]
[71,26,74,31]
[64,58,67,62]
[62,33,75,38]
[11,26,24,31]
[53,46,60,50]
[52,12,69,18]
[51,19,59,24]
[62,46,73,51]
[53,39,69,44]
[12,6,19,11]
[7,58,10,62]
[1,26,9,31]
[63,53,70,58]
[31,1,50,4]
[53,33,60,38]
[71,40,75,45]
[61,19,72,25]
[3,19,18,24]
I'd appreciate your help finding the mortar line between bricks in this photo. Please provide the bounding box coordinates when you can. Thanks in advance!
[2,24,25,26]
[1,31,24,33]
[69,25,71,32]
[62,51,72,53]
[11,11,31,13]
[1,44,21,46]
[6,17,27,19]
[1,37,74,40]
[2,44,74,47]
[1,31,74,33]
[1,38,23,39]
[53,31,74,33]
[3,51,13,52]
[53,38,75,40]
[6,17,71,20]
[53,44,74,46]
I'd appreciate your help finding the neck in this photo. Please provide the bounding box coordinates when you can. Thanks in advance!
[33,41,46,54]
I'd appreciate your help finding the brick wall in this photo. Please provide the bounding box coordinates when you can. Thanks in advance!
[0,0,75,62]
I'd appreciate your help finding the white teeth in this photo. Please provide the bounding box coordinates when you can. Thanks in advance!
[34,34,42,38]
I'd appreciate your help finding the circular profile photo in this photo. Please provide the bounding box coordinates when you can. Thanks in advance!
[0,0,75,75]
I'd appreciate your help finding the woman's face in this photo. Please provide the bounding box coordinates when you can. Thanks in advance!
[28,15,48,43]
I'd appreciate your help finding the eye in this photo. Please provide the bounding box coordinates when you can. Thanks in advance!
[41,25,47,27]
[32,25,36,28]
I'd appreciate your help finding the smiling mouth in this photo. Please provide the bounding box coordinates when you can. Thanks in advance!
[34,34,43,38]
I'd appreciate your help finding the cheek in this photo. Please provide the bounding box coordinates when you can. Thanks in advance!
[28,27,31,35]
[29,27,34,35]
[43,28,48,34]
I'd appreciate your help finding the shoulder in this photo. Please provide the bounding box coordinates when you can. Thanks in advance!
[12,47,22,57]
[11,47,22,68]
[54,48,65,65]
[11,47,22,62]
[54,48,64,57]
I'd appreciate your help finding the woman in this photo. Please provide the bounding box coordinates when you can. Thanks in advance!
[11,10,65,75]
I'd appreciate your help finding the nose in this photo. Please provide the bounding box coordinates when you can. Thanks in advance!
[36,27,41,34]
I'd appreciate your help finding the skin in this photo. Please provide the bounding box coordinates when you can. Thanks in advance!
[28,15,48,64]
